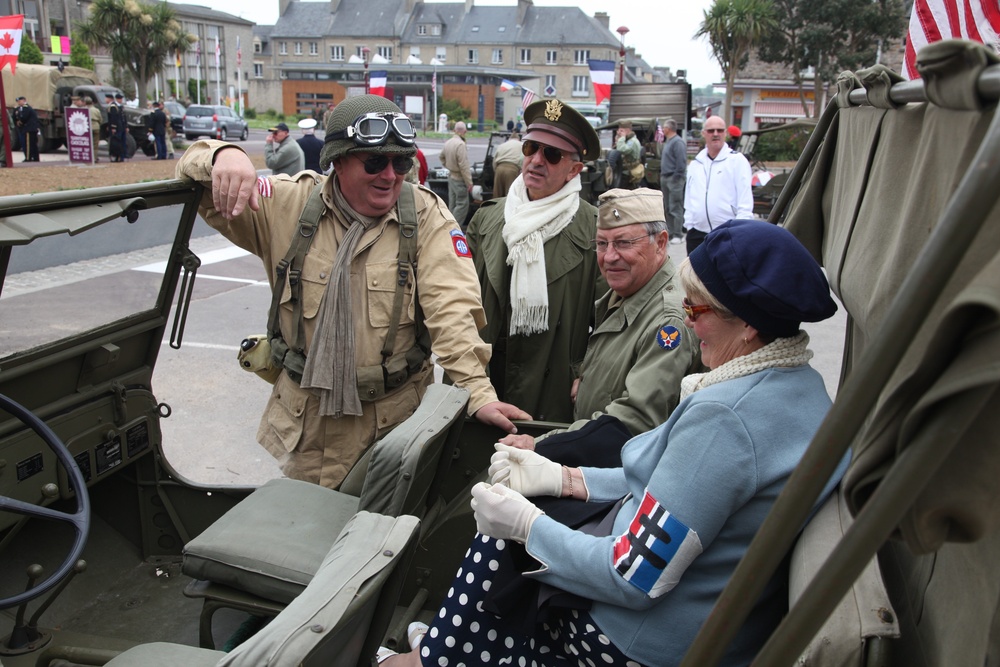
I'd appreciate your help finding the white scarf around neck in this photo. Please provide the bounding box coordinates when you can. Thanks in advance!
[680,332,813,399]
[502,174,582,335]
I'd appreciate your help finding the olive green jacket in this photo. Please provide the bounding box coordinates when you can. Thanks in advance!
[571,256,703,436]
[467,197,603,422]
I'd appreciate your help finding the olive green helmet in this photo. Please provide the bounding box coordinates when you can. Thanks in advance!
[320,95,417,171]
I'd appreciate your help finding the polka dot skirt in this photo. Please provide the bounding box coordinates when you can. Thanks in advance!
[418,534,644,667]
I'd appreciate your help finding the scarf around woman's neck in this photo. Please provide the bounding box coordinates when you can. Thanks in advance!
[501,174,582,335]
[299,175,379,418]
[680,332,813,400]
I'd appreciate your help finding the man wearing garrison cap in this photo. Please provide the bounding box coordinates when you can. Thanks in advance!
[499,188,703,456]
[176,95,529,489]
[466,98,607,423]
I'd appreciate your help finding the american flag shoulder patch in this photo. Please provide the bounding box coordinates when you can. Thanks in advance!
[612,490,702,598]
[256,176,273,198]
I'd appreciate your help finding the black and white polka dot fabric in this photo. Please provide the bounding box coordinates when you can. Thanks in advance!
[418,534,644,667]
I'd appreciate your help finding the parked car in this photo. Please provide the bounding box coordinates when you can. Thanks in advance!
[163,100,186,136]
[182,104,248,141]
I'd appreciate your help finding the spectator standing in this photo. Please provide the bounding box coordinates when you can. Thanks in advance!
[607,119,642,189]
[113,93,129,159]
[440,121,472,225]
[296,118,324,173]
[148,101,168,160]
[265,122,306,176]
[13,96,39,162]
[491,131,523,199]
[659,118,687,244]
[683,116,753,254]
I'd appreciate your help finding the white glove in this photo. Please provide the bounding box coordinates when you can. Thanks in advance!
[470,482,544,544]
[489,443,563,497]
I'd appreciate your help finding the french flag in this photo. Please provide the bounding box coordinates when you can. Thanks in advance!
[588,59,615,106]
[369,70,388,97]
[500,78,517,92]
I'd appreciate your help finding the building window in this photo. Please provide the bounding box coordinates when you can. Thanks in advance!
[468,49,479,64]
[330,45,344,61]
[572,75,589,96]
[520,48,531,64]
[356,46,366,57]
[436,46,447,60]
[574,50,589,65]
[294,42,302,55]
[545,74,556,89]
[410,46,420,58]
[253,40,261,54]
[279,41,287,55]
[309,42,318,56]
[546,49,557,65]
[492,48,503,64]
[377,46,393,61]
[417,24,427,35]
[432,24,441,35]
[254,63,263,78]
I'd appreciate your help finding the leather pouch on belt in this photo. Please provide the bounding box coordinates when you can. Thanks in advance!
[357,365,387,402]
[238,335,282,384]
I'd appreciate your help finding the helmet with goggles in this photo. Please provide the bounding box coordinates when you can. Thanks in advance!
[320,95,417,170]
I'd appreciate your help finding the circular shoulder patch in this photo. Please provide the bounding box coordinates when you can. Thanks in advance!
[656,325,682,350]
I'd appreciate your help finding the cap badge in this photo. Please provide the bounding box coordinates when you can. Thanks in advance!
[544,99,563,121]
[613,208,621,220]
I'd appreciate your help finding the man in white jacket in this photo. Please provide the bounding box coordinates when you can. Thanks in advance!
[683,115,753,254]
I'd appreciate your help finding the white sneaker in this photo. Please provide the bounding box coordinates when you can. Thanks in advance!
[407,621,429,650]
[376,646,398,663]
[670,236,683,245]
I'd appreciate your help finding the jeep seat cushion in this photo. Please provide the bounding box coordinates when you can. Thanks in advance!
[182,479,359,604]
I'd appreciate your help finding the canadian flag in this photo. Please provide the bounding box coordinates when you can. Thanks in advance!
[0,15,24,74]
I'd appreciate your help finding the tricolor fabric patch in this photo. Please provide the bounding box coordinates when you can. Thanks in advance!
[256,176,272,198]
[450,229,472,258]
[656,325,681,350]
[612,490,702,598]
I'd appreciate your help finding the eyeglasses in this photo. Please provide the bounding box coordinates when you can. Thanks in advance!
[703,128,726,135]
[590,235,651,253]
[522,140,574,165]
[353,153,414,176]
[682,298,714,321]
[327,112,416,147]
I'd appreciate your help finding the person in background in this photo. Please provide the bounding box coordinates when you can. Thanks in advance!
[491,131,523,199]
[683,115,752,255]
[607,119,642,189]
[296,118,324,173]
[85,96,104,162]
[659,118,687,245]
[113,93,129,160]
[378,219,847,667]
[148,100,168,160]
[466,99,605,423]
[440,121,472,225]
[405,143,429,186]
[726,124,742,151]
[176,95,530,489]
[13,96,39,162]
[265,122,306,176]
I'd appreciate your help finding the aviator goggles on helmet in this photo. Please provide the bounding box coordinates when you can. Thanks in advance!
[327,112,416,147]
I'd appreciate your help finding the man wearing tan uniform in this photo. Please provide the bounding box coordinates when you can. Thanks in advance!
[439,121,472,225]
[176,95,529,489]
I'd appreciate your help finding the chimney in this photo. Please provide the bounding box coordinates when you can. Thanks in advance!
[330,0,342,14]
[280,0,292,17]
[465,0,473,14]
[593,11,609,30]
[517,0,532,26]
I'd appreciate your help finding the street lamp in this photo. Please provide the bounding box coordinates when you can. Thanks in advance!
[616,26,630,85]
[362,46,371,94]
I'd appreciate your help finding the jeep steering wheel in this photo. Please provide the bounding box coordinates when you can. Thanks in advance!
[0,393,90,610]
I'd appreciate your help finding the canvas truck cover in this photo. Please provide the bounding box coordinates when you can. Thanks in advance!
[608,82,693,133]
[2,64,100,111]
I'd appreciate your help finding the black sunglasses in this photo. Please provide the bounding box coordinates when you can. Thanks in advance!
[353,153,414,175]
[521,140,574,165]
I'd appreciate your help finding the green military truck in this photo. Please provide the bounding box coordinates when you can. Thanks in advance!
[2,64,153,156]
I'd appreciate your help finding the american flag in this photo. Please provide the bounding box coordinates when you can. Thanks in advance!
[654,121,665,143]
[521,88,536,110]
[904,0,1000,79]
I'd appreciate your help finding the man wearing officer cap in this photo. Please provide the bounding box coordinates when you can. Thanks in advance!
[498,188,703,458]
[296,118,324,173]
[466,98,606,423]
[176,94,530,489]
[265,121,305,175]
[13,95,39,162]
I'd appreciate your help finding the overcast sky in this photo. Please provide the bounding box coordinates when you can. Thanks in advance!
[199,0,723,88]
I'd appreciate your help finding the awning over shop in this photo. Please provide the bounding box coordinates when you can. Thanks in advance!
[754,100,814,120]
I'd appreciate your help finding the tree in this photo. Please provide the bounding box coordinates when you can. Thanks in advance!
[69,35,95,71]
[696,0,777,124]
[18,38,43,65]
[76,0,195,104]
[757,0,905,117]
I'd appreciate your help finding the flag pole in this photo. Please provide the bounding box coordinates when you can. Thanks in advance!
[214,35,221,105]
[0,72,13,168]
